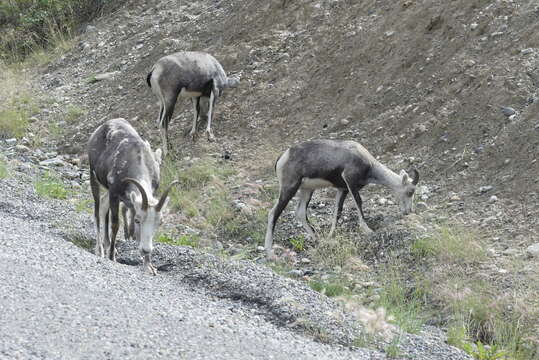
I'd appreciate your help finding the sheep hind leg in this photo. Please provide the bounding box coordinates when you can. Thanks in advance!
[189,97,200,140]
[295,188,316,240]
[205,90,217,142]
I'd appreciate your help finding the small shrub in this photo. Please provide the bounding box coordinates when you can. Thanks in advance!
[289,235,305,252]
[462,341,508,360]
[35,171,69,199]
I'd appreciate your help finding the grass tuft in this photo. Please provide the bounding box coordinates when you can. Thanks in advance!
[35,171,70,199]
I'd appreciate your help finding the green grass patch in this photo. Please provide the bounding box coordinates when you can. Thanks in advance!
[374,266,429,334]
[308,233,356,268]
[35,171,70,199]
[75,198,93,214]
[411,226,486,264]
[0,157,8,179]
[64,104,85,123]
[308,279,347,297]
[289,235,305,252]
[156,233,200,248]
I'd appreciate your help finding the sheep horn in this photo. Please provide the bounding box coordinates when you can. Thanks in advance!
[411,169,420,185]
[123,178,149,210]
[156,180,179,212]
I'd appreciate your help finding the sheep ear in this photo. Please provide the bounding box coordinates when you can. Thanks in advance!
[402,172,410,185]
[154,148,162,165]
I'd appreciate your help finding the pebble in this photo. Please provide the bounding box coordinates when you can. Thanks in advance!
[479,185,493,193]
[39,158,66,167]
[256,246,265,252]
[15,145,30,152]
[339,118,350,126]
[488,195,498,203]
[449,194,461,201]
[377,198,387,205]
[526,243,539,258]
[300,258,311,264]
[500,106,516,117]
[521,48,534,55]
[288,269,304,277]
[5,138,17,145]
[470,22,479,30]
[415,202,428,212]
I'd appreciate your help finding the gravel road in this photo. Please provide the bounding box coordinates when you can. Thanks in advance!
[0,173,383,359]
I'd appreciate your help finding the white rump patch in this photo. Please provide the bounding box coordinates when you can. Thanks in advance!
[301,178,334,190]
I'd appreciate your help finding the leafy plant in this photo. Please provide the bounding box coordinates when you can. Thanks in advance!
[156,233,199,248]
[289,235,305,252]
[462,341,508,360]
[35,171,69,199]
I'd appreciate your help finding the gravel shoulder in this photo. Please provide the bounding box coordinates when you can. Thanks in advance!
[0,173,381,360]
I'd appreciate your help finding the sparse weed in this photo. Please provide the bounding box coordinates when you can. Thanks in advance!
[308,233,356,268]
[289,235,305,252]
[156,233,199,248]
[375,265,428,334]
[35,171,70,199]
[413,226,486,264]
[75,198,93,214]
[64,104,85,123]
[309,279,347,297]
[462,341,508,360]
[0,157,8,179]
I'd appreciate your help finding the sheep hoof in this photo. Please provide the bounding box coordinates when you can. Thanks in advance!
[145,263,158,276]
[206,130,215,142]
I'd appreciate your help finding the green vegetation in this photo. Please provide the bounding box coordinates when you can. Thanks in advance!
[156,233,200,248]
[160,156,268,244]
[75,198,93,213]
[308,234,356,268]
[288,235,305,252]
[308,279,347,297]
[0,0,124,62]
[0,93,39,139]
[374,266,428,334]
[35,171,70,199]
[0,157,8,179]
[64,104,85,123]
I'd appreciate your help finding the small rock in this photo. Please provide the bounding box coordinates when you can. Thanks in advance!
[340,118,350,126]
[256,246,265,252]
[521,48,534,55]
[449,194,461,201]
[39,158,66,167]
[85,25,97,33]
[377,198,388,205]
[415,202,428,212]
[470,22,479,30]
[498,268,508,274]
[384,31,395,37]
[288,269,304,277]
[500,106,516,117]
[488,195,498,203]
[526,243,539,258]
[504,159,511,165]
[15,145,30,152]
[502,248,519,256]
[5,138,17,145]
[479,185,493,193]
[94,71,121,81]
[300,258,311,264]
